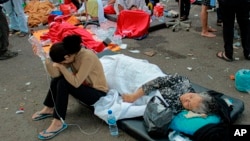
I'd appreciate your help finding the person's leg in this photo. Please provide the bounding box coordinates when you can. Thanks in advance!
[221,3,235,59]
[32,77,63,120]
[0,6,18,60]
[200,1,216,37]
[216,1,223,26]
[39,76,106,138]
[236,4,249,59]
[3,0,19,32]
[70,85,106,106]
[0,7,9,54]
[12,0,28,36]
[38,76,71,138]
[179,0,190,21]
[178,0,184,17]
[44,76,106,119]
[183,0,190,18]
[247,3,250,59]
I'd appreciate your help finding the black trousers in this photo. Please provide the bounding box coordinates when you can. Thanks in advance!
[0,6,9,54]
[176,0,191,17]
[221,1,250,59]
[43,76,106,120]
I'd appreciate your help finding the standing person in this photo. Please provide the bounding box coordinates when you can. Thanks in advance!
[3,0,29,37]
[216,0,223,26]
[31,35,108,140]
[176,0,191,21]
[0,4,18,60]
[216,0,250,61]
[200,0,217,38]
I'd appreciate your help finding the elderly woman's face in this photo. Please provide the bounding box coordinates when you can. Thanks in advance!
[179,93,202,111]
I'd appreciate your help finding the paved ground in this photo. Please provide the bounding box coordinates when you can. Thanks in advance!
[0,2,250,141]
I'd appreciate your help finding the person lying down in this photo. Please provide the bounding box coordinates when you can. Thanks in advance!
[95,54,231,140]
[121,74,232,141]
[95,54,231,121]
[122,74,230,117]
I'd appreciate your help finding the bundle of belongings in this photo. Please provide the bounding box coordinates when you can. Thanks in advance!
[32,17,106,53]
[93,51,244,141]
[24,0,55,27]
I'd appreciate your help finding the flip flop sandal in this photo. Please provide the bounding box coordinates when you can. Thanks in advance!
[245,54,250,60]
[216,51,233,62]
[32,112,53,121]
[38,123,68,140]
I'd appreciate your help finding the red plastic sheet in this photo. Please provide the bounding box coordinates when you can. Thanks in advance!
[59,2,77,15]
[115,10,150,38]
[40,21,105,53]
[104,5,116,14]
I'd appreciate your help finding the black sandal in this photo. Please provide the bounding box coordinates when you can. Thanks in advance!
[9,29,20,35]
[180,15,188,21]
[245,54,250,60]
[216,51,233,62]
[0,50,18,60]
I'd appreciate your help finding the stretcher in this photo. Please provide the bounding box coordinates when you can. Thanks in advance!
[97,50,245,141]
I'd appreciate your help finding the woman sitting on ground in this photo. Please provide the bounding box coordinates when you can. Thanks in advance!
[122,75,226,115]
[73,0,98,21]
[114,0,147,15]
[31,34,108,140]
[73,0,106,23]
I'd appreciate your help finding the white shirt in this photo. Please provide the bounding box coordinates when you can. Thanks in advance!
[114,0,146,15]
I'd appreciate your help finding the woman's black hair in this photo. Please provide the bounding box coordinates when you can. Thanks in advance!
[62,34,82,54]
[49,42,67,63]
[49,34,82,63]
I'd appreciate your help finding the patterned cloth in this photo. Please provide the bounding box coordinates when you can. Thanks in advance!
[142,74,195,114]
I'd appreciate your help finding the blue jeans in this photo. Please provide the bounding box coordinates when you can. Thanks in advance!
[3,0,28,33]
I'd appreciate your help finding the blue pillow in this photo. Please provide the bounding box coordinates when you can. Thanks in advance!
[169,110,221,135]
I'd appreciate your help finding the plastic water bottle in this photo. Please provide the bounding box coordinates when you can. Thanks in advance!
[28,36,46,62]
[107,110,119,136]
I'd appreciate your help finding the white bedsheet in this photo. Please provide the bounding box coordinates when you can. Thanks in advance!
[93,54,166,123]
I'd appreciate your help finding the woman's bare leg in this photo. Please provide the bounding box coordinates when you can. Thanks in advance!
[200,5,216,37]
